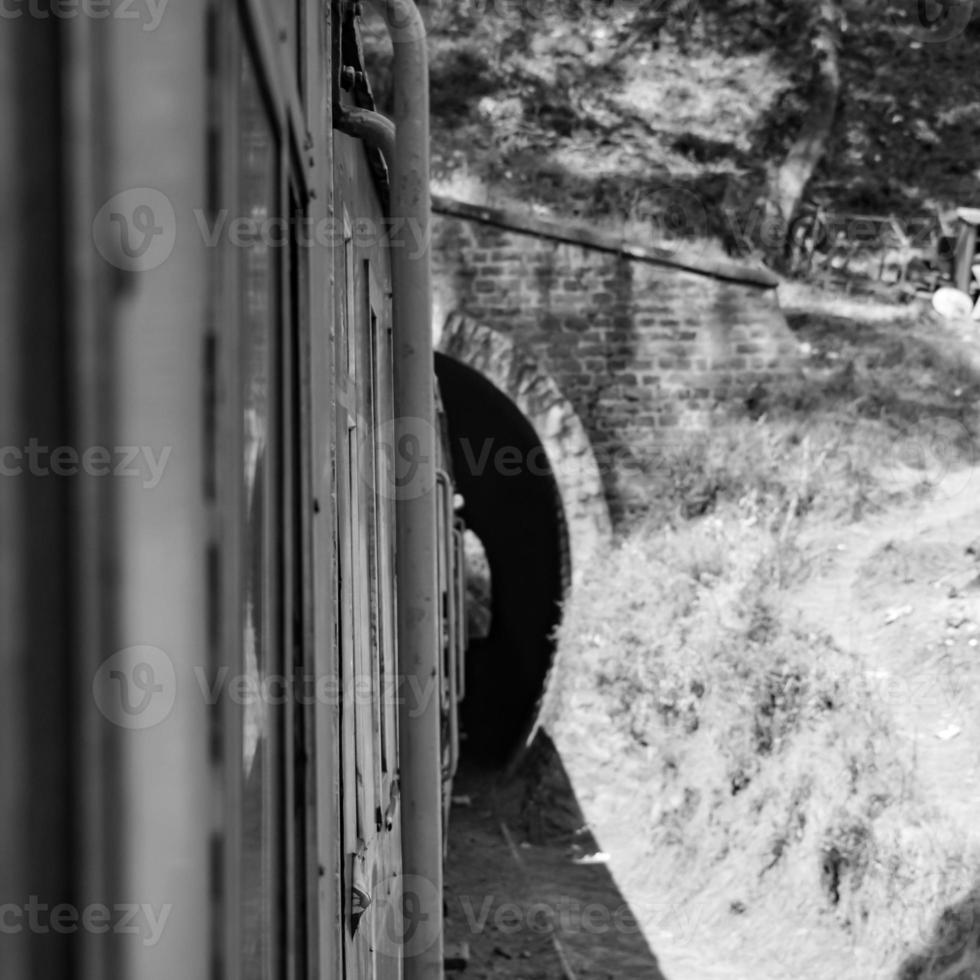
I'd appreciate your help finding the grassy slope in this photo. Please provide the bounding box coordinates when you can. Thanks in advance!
[540,294,980,978]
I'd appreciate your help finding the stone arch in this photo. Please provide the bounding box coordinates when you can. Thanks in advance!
[436,313,612,585]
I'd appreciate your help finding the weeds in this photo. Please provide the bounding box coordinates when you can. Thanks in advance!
[541,298,980,978]
[633,303,980,534]
[545,515,979,974]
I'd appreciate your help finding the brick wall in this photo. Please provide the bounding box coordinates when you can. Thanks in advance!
[431,197,799,524]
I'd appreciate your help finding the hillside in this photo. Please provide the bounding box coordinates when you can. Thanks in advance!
[365,0,980,259]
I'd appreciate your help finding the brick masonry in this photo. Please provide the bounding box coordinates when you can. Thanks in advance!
[431,196,800,530]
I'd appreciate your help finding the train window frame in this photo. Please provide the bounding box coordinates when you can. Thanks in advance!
[363,260,399,813]
[334,412,359,927]
[294,0,306,107]
[281,183,315,980]
[217,4,323,978]
[212,0,358,977]
[344,212,356,381]
[239,0,312,205]
[337,203,382,940]
[348,414,373,850]
[366,264,396,786]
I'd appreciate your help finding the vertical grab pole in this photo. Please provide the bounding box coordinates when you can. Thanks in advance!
[364,1,442,977]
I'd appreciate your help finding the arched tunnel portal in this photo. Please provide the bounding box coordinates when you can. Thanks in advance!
[435,353,569,762]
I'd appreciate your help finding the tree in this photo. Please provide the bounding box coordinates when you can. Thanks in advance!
[762,0,842,267]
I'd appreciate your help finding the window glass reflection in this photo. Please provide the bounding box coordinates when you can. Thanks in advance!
[239,39,280,980]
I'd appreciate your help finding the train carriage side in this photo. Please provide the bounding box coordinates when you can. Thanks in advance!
[332,115,406,978]
[0,1,450,978]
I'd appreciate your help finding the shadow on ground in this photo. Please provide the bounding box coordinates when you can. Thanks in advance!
[444,731,667,979]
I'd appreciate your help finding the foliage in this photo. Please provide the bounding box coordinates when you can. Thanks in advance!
[364,0,980,257]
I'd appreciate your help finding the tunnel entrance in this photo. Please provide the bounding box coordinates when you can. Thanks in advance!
[436,353,570,764]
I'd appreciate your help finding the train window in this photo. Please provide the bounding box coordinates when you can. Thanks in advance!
[378,425,398,775]
[365,263,394,791]
[364,297,384,797]
[238,38,284,980]
[274,0,305,107]
[285,188,311,979]
[335,424,358,915]
[295,0,305,105]
[347,421,371,841]
[369,298,384,772]
[378,319,397,775]
[344,212,356,379]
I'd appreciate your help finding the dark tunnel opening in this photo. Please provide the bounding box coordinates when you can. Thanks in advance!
[435,353,570,765]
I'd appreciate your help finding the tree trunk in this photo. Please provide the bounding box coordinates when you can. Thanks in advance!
[763,0,842,267]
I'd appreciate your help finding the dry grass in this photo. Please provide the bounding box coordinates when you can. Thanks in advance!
[543,514,980,977]
[539,295,980,978]
[635,297,980,532]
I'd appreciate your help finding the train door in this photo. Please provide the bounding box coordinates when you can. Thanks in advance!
[334,197,400,978]
[364,260,402,971]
